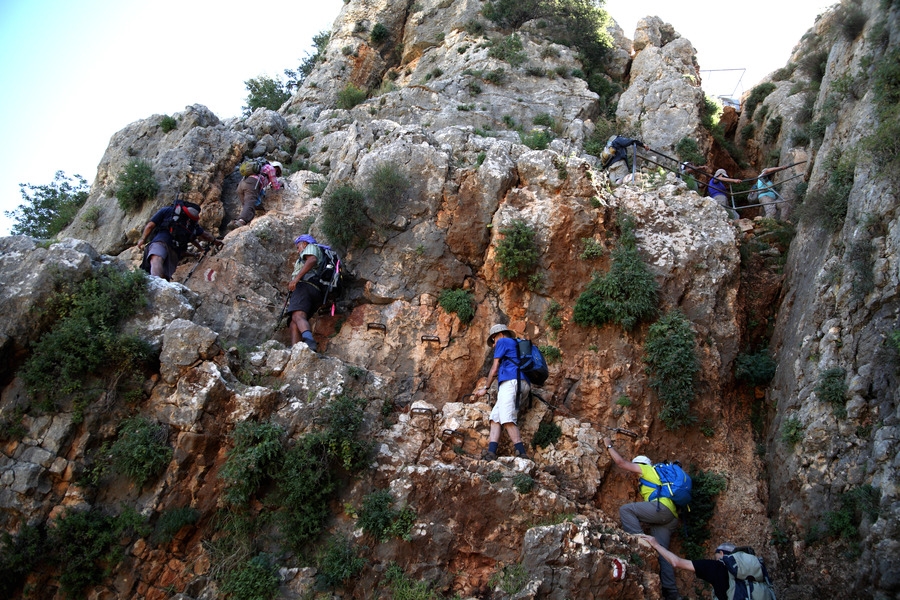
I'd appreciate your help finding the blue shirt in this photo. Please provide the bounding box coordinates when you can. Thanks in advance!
[756,177,777,199]
[494,337,522,383]
[707,177,728,198]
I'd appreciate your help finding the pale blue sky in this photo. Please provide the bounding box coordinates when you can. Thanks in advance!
[0,0,345,233]
[0,0,835,235]
[605,0,836,100]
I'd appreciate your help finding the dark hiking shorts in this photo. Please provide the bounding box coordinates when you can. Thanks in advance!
[146,241,180,280]
[287,281,324,316]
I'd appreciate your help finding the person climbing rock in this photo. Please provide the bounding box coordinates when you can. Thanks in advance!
[137,198,222,281]
[286,233,324,351]
[755,167,781,220]
[603,439,683,600]
[229,161,284,229]
[473,323,531,461]
[637,536,776,600]
[601,135,649,185]
[707,168,742,219]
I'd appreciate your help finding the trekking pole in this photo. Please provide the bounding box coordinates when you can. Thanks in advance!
[275,290,292,332]
[182,243,210,284]
[631,142,638,180]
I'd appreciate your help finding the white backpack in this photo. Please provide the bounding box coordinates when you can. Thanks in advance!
[722,551,776,600]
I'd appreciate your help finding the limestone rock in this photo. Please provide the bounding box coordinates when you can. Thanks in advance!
[159,319,220,383]
[617,17,704,153]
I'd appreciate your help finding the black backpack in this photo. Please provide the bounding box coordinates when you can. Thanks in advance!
[310,244,344,311]
[161,198,202,252]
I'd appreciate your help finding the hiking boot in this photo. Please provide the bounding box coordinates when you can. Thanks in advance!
[515,450,529,460]
[227,219,246,230]
[481,450,497,461]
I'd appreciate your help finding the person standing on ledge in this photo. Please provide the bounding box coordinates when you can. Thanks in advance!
[473,323,531,461]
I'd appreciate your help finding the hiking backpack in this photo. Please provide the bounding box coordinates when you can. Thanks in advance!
[640,462,693,508]
[239,157,269,177]
[310,244,344,312]
[721,549,776,600]
[599,134,619,168]
[514,339,549,386]
[162,198,202,252]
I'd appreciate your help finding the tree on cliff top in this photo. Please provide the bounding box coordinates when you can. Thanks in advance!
[5,171,89,238]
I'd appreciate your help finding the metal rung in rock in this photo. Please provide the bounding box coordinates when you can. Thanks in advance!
[367,323,386,331]
[421,335,440,343]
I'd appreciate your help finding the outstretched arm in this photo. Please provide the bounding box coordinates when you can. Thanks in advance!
[638,534,696,572]
[602,437,643,474]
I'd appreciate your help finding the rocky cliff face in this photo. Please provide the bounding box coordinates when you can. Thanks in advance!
[0,1,897,599]
[740,0,900,596]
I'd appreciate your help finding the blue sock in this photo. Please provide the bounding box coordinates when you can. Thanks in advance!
[488,442,498,453]
[514,442,526,455]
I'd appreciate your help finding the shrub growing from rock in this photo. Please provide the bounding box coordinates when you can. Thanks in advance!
[358,489,416,543]
[439,288,475,323]
[160,115,177,132]
[336,84,367,109]
[744,82,776,120]
[680,470,726,558]
[220,553,280,600]
[643,310,699,430]
[116,158,159,212]
[780,415,805,448]
[151,507,200,546]
[20,267,150,412]
[573,215,658,331]
[815,367,848,417]
[317,536,366,589]
[322,184,367,250]
[370,22,389,44]
[109,416,173,487]
[532,421,562,449]
[219,420,285,507]
[735,350,777,386]
[366,162,409,224]
[495,219,540,281]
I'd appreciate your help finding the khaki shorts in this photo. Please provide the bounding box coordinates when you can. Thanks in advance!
[489,379,531,424]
